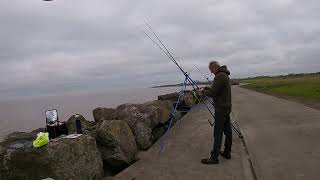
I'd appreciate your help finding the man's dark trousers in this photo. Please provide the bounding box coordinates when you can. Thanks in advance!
[211,109,232,159]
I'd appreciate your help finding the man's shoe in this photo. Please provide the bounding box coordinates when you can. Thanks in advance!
[220,151,231,159]
[201,157,219,164]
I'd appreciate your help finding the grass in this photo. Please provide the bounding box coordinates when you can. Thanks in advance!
[241,75,320,101]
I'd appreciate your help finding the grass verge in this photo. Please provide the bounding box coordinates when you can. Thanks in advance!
[241,75,320,101]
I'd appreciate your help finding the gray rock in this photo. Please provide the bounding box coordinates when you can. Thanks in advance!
[116,101,182,150]
[116,104,160,150]
[133,122,153,150]
[65,114,96,135]
[158,91,196,106]
[143,100,173,124]
[143,100,183,143]
[96,120,138,171]
[158,92,179,102]
[0,132,104,180]
[117,103,161,129]
[151,111,182,142]
[152,125,166,142]
[93,107,128,122]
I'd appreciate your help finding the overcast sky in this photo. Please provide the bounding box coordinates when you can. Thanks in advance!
[0,0,319,99]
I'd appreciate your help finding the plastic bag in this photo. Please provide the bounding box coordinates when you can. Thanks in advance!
[33,132,49,148]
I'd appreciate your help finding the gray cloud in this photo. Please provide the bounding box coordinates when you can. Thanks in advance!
[0,0,319,99]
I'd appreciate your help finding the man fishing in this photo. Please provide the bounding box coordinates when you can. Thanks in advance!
[199,61,232,164]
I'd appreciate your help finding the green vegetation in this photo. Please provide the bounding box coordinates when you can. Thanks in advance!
[241,73,320,101]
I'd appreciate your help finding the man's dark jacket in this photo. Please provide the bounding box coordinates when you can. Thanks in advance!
[205,65,232,112]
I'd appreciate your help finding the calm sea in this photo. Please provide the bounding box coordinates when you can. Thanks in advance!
[0,87,182,140]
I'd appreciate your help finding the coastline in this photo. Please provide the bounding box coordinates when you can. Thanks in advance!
[0,87,182,141]
[0,90,198,179]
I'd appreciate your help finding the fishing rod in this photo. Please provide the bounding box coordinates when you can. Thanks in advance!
[144,22,216,116]
[144,22,243,138]
[144,22,212,97]
[192,64,215,105]
[144,22,185,74]
[193,64,210,83]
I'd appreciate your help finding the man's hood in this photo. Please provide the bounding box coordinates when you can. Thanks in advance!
[217,65,230,75]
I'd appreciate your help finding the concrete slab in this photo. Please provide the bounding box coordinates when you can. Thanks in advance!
[232,86,320,180]
[111,103,247,180]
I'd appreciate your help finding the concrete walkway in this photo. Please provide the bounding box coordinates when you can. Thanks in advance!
[111,103,249,180]
[232,86,320,180]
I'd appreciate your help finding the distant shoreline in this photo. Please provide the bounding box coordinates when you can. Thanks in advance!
[151,81,212,88]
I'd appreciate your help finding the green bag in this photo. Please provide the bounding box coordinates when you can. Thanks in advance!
[33,132,49,148]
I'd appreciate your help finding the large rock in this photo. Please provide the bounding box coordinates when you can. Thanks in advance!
[117,103,163,129]
[152,111,182,142]
[96,120,138,172]
[143,100,173,110]
[143,100,173,124]
[93,107,128,122]
[65,114,96,135]
[132,122,153,150]
[158,91,196,107]
[144,100,182,126]
[116,101,183,149]
[158,92,179,102]
[0,132,104,180]
[152,125,166,142]
[116,104,161,150]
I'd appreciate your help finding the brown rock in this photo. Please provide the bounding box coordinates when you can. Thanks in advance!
[96,120,138,172]
[92,107,128,122]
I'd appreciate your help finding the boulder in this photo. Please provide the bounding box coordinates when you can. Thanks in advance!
[158,91,196,107]
[116,104,160,150]
[92,107,128,122]
[144,100,173,110]
[96,120,138,172]
[132,122,153,150]
[116,101,183,149]
[117,103,162,129]
[65,114,96,135]
[143,100,173,124]
[158,92,179,102]
[144,100,182,126]
[0,132,104,180]
[152,111,182,142]
[152,125,166,142]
